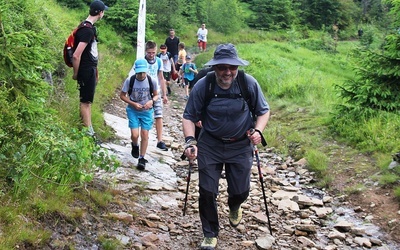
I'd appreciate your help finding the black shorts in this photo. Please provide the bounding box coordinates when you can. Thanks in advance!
[163,71,171,81]
[184,78,193,88]
[77,67,97,103]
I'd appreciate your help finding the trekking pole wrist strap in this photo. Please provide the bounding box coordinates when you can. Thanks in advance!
[253,129,267,147]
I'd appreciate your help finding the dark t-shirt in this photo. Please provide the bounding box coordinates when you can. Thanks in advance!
[75,22,98,69]
[183,73,270,139]
[164,36,180,56]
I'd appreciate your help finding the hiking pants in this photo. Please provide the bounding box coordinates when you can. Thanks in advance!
[197,132,253,237]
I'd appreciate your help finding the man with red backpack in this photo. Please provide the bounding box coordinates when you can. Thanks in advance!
[72,1,108,136]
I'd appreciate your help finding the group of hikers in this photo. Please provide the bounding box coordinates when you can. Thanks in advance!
[71,1,270,249]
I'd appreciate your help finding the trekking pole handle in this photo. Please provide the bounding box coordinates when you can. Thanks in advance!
[247,128,267,147]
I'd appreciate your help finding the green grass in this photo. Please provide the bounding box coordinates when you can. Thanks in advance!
[229,39,399,192]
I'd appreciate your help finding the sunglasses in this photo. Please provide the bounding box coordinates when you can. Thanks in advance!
[215,65,239,71]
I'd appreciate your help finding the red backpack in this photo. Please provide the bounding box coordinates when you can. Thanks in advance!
[63,21,93,67]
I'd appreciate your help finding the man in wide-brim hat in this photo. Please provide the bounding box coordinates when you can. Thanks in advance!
[182,43,271,249]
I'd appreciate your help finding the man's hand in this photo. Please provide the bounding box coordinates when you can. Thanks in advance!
[247,128,267,146]
[185,145,197,161]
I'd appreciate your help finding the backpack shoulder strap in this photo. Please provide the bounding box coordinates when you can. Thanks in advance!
[237,70,256,118]
[204,71,216,108]
[237,70,249,103]
[128,74,136,96]
[76,21,93,32]
[147,75,154,98]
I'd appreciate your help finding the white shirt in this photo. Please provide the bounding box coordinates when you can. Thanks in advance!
[197,28,208,42]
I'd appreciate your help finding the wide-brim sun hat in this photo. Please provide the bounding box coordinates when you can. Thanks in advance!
[204,43,249,66]
[134,58,148,73]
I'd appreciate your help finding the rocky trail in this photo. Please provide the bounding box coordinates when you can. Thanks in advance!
[47,78,400,249]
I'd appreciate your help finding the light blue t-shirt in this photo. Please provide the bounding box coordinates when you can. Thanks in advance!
[182,63,197,81]
[146,57,163,91]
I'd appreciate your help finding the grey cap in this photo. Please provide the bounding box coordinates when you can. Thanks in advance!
[204,43,249,66]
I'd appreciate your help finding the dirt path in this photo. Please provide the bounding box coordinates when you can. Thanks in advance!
[96,75,400,249]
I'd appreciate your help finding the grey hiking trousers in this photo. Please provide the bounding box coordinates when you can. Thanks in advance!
[197,131,253,237]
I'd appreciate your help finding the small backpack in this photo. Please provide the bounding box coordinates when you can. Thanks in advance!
[128,74,155,98]
[63,21,94,67]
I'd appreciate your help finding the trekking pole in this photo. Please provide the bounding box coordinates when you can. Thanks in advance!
[254,145,273,235]
[249,129,273,235]
[183,148,195,216]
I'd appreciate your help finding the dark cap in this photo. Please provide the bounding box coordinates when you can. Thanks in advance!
[160,44,167,50]
[90,0,108,15]
[186,55,191,60]
[204,43,249,66]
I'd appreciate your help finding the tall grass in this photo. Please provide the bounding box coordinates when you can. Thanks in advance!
[231,39,399,192]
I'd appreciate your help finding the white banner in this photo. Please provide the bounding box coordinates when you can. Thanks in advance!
[136,0,146,59]
[128,0,146,77]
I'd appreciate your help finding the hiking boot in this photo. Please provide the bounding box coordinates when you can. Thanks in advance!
[229,207,243,227]
[200,237,217,250]
[131,144,139,158]
[137,158,146,170]
[156,141,168,151]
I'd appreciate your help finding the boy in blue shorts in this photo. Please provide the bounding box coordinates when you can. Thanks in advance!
[120,58,159,170]
[179,55,198,100]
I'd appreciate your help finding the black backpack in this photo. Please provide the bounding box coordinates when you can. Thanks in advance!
[157,51,171,58]
[128,74,154,98]
[203,70,256,120]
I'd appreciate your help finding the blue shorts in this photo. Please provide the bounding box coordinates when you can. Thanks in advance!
[126,106,154,130]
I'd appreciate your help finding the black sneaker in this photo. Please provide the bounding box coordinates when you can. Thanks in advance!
[156,141,168,151]
[137,158,146,170]
[131,143,139,158]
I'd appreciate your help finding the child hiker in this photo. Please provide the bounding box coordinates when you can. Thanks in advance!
[120,58,159,170]
[179,55,197,100]
[157,44,176,96]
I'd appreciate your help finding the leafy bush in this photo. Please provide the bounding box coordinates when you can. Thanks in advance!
[335,42,400,118]
[56,0,87,9]
[0,0,118,198]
